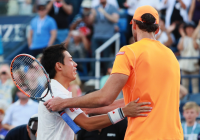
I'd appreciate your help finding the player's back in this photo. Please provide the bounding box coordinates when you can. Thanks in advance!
[119,38,183,140]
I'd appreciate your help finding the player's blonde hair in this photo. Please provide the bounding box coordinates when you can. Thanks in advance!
[183,102,200,113]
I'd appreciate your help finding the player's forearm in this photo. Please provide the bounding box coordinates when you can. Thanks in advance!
[83,99,125,115]
[62,90,112,108]
[77,114,112,132]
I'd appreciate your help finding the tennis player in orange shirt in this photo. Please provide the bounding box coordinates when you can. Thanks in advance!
[45,5,183,140]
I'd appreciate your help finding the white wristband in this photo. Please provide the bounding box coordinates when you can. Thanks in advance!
[107,108,125,124]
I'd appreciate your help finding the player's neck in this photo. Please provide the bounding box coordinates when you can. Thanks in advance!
[186,120,196,127]
[54,76,70,89]
[136,29,156,41]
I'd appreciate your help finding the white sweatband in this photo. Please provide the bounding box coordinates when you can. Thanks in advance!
[107,108,125,124]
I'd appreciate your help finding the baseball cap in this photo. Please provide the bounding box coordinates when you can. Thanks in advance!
[130,5,159,24]
[81,0,92,8]
[28,114,38,135]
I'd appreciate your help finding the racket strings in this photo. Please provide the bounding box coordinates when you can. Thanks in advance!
[11,55,48,98]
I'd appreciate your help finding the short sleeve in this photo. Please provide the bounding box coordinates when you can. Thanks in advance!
[49,18,57,31]
[57,94,83,120]
[64,108,83,120]
[111,5,119,15]
[2,106,13,125]
[111,47,132,76]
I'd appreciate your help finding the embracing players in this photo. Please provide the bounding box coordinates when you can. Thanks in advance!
[45,6,183,140]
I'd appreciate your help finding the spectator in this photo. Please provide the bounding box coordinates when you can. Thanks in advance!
[0,35,3,63]
[156,15,173,47]
[92,0,119,9]
[182,102,200,140]
[68,74,82,97]
[0,64,15,105]
[89,0,119,75]
[77,90,127,140]
[100,63,112,89]
[2,88,38,131]
[178,22,199,93]
[64,30,89,75]
[180,84,188,100]
[198,132,200,140]
[18,0,33,15]
[188,0,200,25]
[4,114,38,140]
[7,0,19,15]
[0,101,8,140]
[28,3,57,57]
[159,0,191,28]
[46,0,73,44]
[70,0,93,41]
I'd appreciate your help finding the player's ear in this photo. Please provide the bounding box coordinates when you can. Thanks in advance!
[55,62,62,71]
[132,21,136,30]
[155,26,160,34]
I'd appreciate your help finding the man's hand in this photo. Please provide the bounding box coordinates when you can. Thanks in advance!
[98,7,105,15]
[44,97,65,111]
[122,98,152,117]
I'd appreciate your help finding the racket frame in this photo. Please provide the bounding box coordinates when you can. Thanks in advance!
[10,54,51,101]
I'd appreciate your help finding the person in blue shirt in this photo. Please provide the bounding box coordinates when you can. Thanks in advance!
[182,102,200,140]
[28,3,57,57]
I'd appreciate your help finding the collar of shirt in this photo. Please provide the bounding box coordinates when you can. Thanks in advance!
[50,79,72,97]
[15,99,34,106]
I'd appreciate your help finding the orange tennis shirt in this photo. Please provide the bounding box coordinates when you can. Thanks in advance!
[111,38,183,140]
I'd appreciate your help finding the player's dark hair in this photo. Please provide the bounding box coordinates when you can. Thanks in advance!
[135,13,159,33]
[41,44,66,79]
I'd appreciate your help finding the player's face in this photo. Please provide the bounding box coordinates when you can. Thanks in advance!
[62,51,77,81]
[183,108,199,123]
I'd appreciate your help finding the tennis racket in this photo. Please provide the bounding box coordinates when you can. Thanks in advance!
[10,54,81,134]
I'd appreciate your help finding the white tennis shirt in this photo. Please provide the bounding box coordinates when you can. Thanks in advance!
[37,79,83,140]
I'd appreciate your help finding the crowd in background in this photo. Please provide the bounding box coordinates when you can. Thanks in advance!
[0,0,200,139]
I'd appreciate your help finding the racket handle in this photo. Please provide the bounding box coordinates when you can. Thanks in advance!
[59,111,81,134]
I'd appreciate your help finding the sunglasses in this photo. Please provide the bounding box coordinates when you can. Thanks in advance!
[38,8,45,11]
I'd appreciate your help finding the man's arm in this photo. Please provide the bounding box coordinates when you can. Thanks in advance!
[45,73,129,111]
[28,30,33,48]
[80,32,90,51]
[88,9,96,24]
[188,0,195,21]
[75,99,151,132]
[46,0,54,13]
[61,0,73,15]
[82,99,125,115]
[98,7,119,23]
[48,30,57,46]
[64,31,72,48]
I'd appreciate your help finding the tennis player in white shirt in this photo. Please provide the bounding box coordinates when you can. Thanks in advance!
[37,44,152,140]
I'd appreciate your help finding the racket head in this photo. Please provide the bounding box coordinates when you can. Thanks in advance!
[10,54,50,100]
